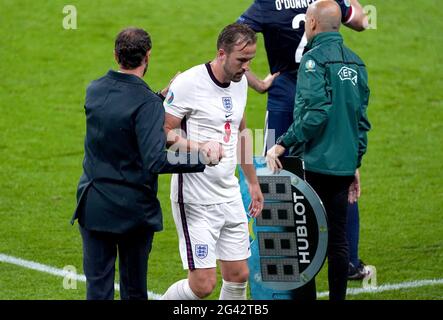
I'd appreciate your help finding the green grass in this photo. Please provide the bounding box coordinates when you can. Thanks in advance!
[0,0,442,300]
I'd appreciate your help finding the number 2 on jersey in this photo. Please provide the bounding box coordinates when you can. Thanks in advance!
[292,14,307,63]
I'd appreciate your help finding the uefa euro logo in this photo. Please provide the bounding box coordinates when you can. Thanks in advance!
[305,60,316,73]
[338,66,358,86]
[166,91,174,105]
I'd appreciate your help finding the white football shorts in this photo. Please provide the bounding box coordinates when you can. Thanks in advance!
[171,198,251,270]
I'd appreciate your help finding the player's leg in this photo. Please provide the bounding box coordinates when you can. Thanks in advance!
[162,267,217,300]
[216,199,250,300]
[218,259,249,300]
[79,225,117,300]
[347,202,372,280]
[117,226,154,300]
[162,201,222,300]
[188,268,217,298]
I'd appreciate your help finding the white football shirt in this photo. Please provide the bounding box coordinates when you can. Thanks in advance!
[164,63,248,204]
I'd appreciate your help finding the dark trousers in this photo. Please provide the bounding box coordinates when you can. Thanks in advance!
[305,171,354,300]
[79,225,154,300]
[346,202,360,267]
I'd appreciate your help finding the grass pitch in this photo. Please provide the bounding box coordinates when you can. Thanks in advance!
[0,0,442,299]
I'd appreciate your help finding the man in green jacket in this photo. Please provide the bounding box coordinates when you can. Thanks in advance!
[266,0,371,300]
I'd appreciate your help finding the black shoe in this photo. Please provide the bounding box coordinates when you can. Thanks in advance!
[348,260,370,280]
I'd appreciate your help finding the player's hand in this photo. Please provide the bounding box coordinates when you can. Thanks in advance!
[266,144,285,174]
[348,169,361,203]
[248,182,264,218]
[260,72,280,93]
[160,72,181,98]
[199,141,224,166]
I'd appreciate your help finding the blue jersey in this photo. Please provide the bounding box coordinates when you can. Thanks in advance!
[238,0,353,75]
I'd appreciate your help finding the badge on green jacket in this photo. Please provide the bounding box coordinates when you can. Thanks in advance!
[305,60,316,73]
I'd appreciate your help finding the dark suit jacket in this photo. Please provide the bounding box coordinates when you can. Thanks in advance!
[72,70,205,234]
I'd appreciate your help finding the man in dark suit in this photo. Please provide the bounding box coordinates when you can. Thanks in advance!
[71,27,219,300]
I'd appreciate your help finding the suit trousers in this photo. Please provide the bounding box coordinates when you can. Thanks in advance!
[305,171,354,300]
[79,225,154,300]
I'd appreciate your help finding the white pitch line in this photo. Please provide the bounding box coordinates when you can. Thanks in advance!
[0,253,162,300]
[1,253,442,299]
[317,279,443,298]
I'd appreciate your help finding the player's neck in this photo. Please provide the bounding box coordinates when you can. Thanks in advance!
[209,60,230,84]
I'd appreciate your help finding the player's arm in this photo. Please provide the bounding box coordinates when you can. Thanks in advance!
[246,70,280,94]
[164,113,224,165]
[134,99,205,174]
[162,75,197,152]
[238,116,263,217]
[344,0,369,31]
[164,113,199,151]
[163,75,224,163]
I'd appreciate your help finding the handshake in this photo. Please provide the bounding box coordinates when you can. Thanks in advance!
[198,141,224,166]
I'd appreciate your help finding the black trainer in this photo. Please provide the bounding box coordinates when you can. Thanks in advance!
[348,259,371,280]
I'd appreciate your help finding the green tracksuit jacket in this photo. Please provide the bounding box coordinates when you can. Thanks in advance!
[281,32,371,176]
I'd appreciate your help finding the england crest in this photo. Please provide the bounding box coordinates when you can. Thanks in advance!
[222,97,233,111]
[195,244,208,259]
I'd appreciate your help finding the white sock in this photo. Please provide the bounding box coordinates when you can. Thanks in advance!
[219,280,248,300]
[161,279,200,300]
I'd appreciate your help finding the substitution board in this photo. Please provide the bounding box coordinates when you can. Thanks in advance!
[239,157,327,300]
